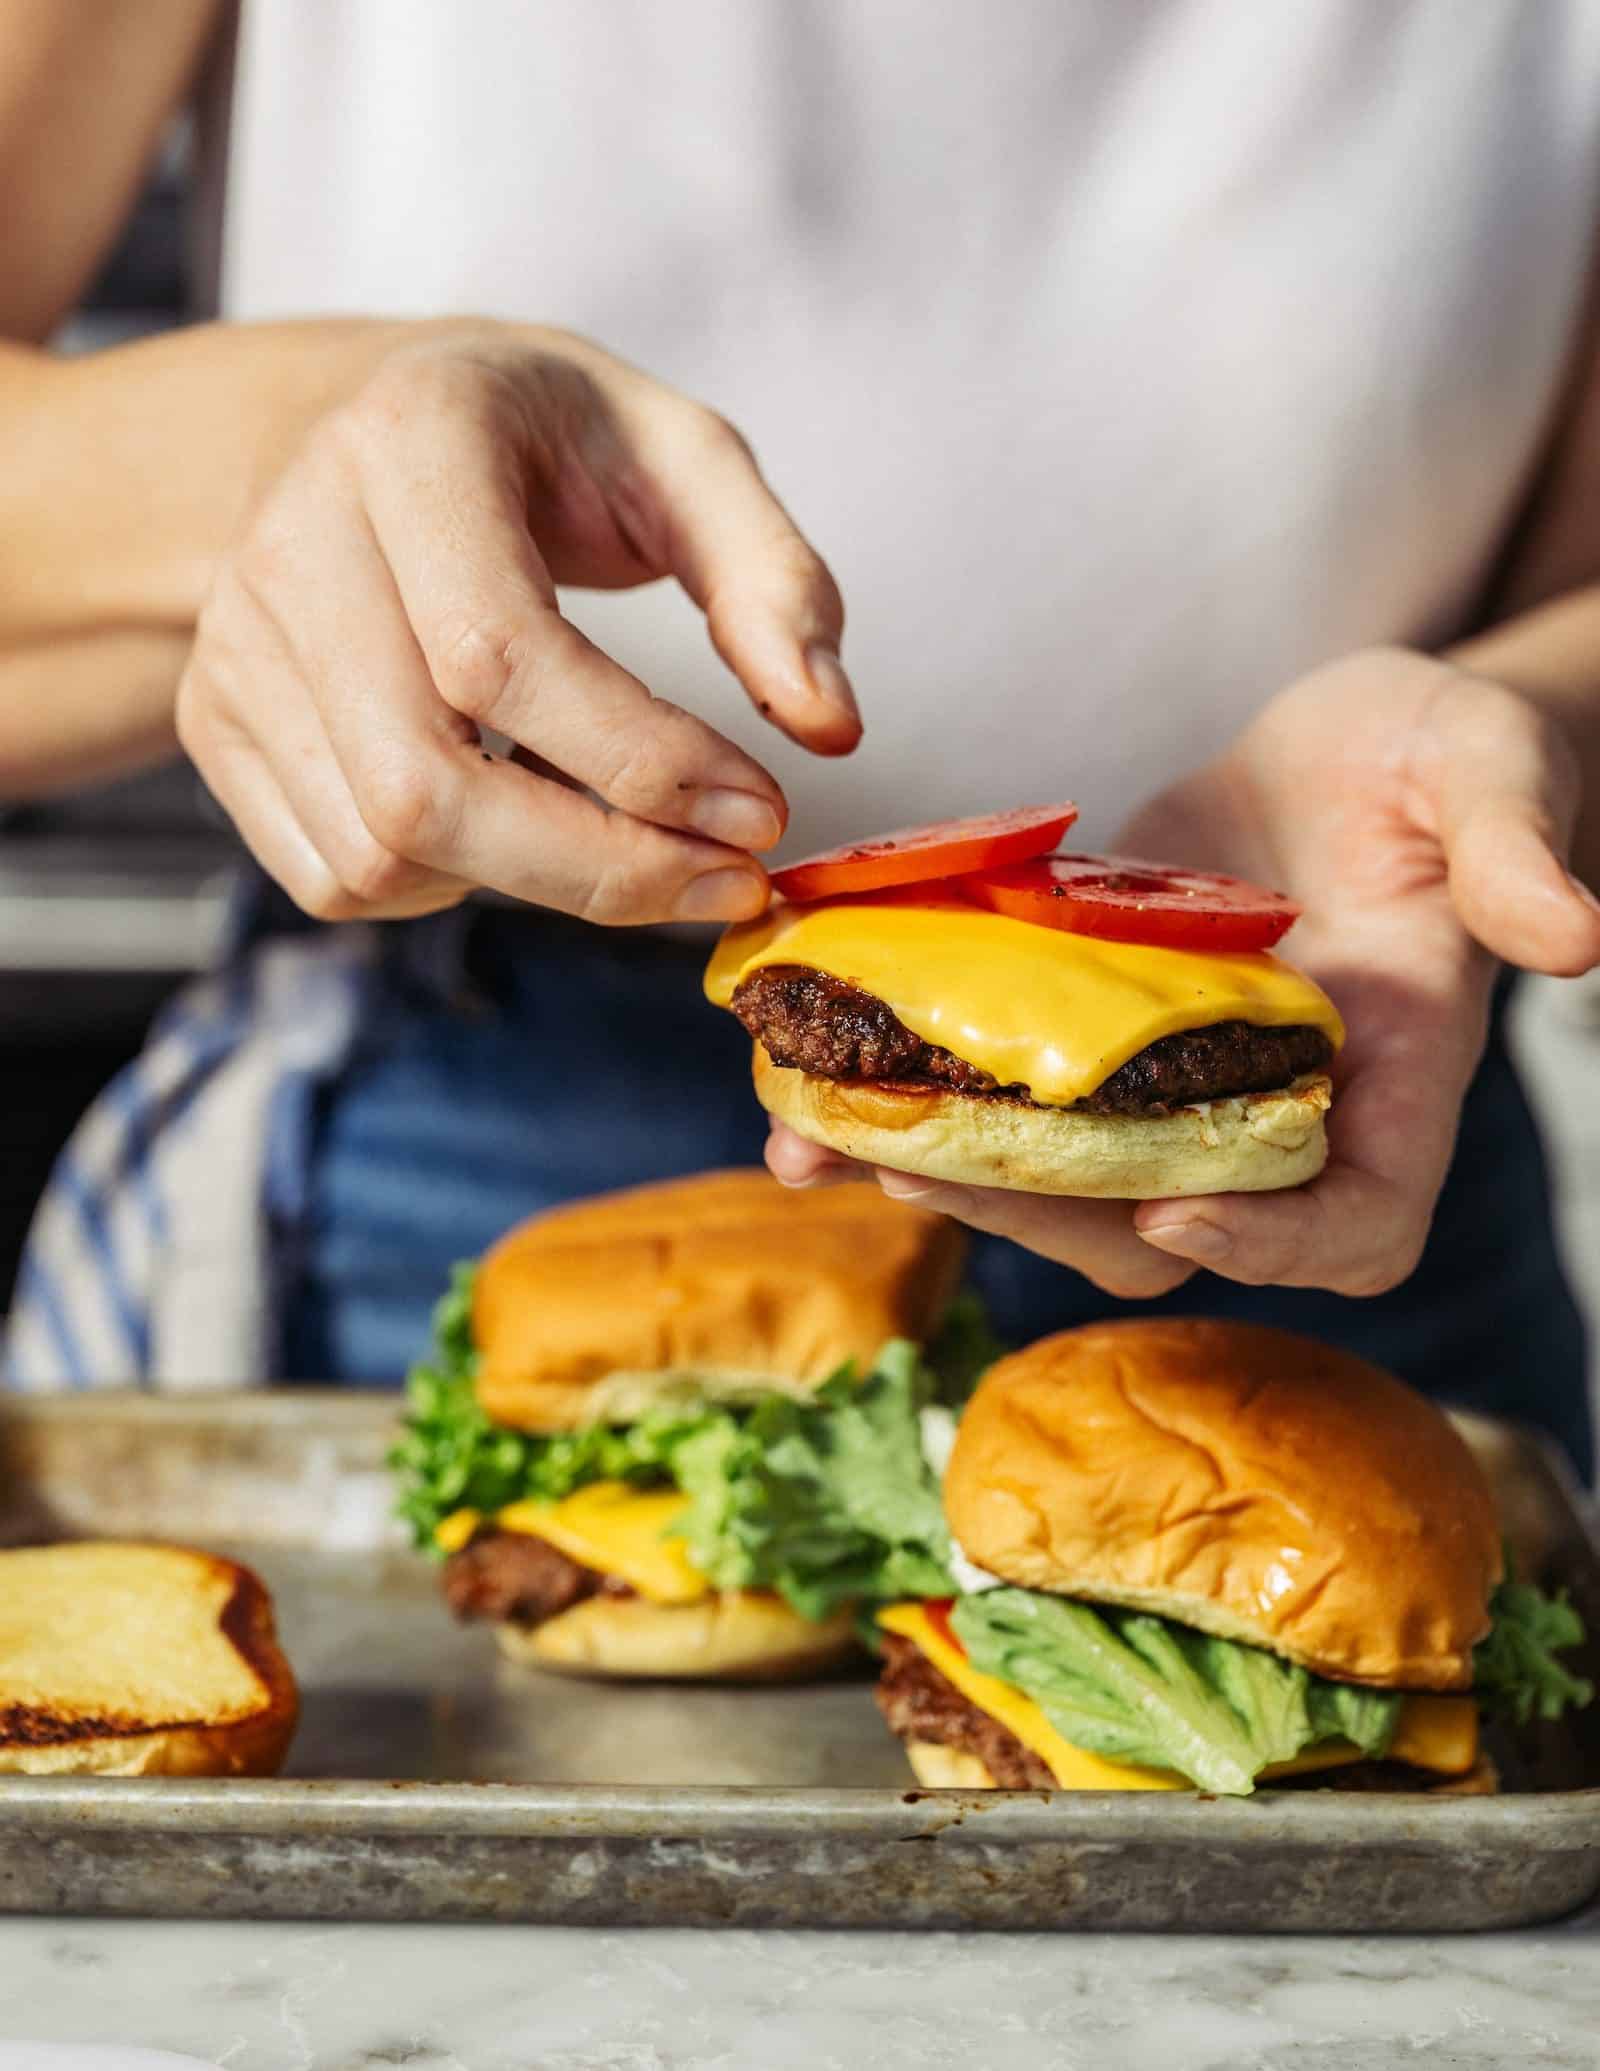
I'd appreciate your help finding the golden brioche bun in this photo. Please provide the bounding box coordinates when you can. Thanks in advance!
[945,1319,1500,1690]
[474,1167,964,1432]
[752,1048,1331,1199]
[903,1739,999,1789]
[495,1590,858,1681]
[0,1542,298,1777]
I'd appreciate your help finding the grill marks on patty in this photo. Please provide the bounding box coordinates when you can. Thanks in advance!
[874,1635,1056,1789]
[441,1531,633,1628]
[732,965,1333,1115]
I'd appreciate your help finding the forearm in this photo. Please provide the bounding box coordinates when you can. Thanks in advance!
[1449,587,1600,890]
[0,627,189,798]
[0,319,412,796]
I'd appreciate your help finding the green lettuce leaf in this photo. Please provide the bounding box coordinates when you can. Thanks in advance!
[673,1338,956,1622]
[391,1269,982,1625]
[951,1589,1400,1795]
[1473,1571,1593,1726]
[389,1266,740,1548]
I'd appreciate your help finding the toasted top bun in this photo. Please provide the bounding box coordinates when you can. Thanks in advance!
[0,1542,299,1777]
[945,1319,1501,1690]
[474,1167,965,1432]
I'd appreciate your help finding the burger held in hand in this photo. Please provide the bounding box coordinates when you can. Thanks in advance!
[392,1169,983,1681]
[876,1318,1592,1796]
[704,804,1344,1197]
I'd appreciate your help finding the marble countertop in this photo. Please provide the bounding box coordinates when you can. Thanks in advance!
[1,1910,1598,2070]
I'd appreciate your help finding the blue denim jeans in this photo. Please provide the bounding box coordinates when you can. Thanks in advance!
[279,905,1592,1478]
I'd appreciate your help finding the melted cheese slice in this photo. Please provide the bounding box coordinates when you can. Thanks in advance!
[436,1485,709,1605]
[879,1603,1184,1791]
[705,898,1343,1105]
[879,1604,1477,1788]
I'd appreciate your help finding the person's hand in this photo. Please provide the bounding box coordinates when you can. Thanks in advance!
[176,323,858,923]
[769,647,1600,1298]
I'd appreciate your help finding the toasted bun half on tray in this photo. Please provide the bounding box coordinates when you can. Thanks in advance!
[0,1541,298,1777]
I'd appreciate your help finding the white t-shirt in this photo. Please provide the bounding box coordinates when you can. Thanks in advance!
[218,0,1600,852]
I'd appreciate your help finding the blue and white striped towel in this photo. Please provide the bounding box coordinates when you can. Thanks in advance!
[1,928,378,1390]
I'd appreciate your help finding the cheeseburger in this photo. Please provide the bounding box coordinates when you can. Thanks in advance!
[392,1169,972,1680]
[704,805,1344,1197]
[876,1319,1592,1795]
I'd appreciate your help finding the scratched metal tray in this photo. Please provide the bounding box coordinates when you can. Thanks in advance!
[0,1391,1597,1931]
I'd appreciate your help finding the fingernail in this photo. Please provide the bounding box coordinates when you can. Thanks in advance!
[674,868,768,922]
[805,643,860,726]
[688,789,783,851]
[875,1167,943,1203]
[1140,1215,1233,1263]
[1567,870,1600,917]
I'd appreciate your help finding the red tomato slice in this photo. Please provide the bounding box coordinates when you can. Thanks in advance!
[770,804,1077,903]
[959,853,1301,952]
[925,1598,965,1658]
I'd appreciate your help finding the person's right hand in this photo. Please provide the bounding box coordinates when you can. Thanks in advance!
[176,323,858,923]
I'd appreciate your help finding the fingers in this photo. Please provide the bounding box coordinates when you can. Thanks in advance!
[1136,964,1481,1295]
[238,471,772,926]
[177,681,469,923]
[763,1121,876,1188]
[1419,672,1600,977]
[603,384,861,757]
[340,367,794,850]
[873,1171,1197,1298]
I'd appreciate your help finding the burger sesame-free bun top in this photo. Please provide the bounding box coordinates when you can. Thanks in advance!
[945,1319,1501,1691]
[473,1168,966,1433]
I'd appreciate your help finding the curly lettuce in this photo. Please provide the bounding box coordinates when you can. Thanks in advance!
[389,1264,987,1621]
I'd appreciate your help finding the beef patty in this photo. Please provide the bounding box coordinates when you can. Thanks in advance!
[442,1531,632,1628]
[874,1635,1056,1789]
[733,965,1333,1116]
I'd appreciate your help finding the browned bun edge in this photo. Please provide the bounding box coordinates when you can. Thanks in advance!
[944,1319,1501,1689]
[752,1047,1331,1199]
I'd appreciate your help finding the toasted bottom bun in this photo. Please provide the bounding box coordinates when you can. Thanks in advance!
[900,1740,1501,1797]
[496,1591,859,1681]
[0,1543,298,1778]
[753,1048,1332,1199]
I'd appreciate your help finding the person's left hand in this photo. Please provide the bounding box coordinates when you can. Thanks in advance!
[768,647,1600,1299]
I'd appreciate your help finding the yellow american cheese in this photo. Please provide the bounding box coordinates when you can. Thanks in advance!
[878,1603,1184,1791]
[435,1484,709,1605]
[704,898,1343,1105]
[878,1603,1477,1789]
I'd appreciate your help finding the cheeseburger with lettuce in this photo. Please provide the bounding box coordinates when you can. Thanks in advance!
[877,1319,1591,1794]
[393,1169,985,1679]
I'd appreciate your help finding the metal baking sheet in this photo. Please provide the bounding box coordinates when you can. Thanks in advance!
[1,1390,1598,1931]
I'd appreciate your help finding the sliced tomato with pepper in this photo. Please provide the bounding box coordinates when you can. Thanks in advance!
[958,852,1301,953]
[925,1598,964,1657]
[769,803,1077,903]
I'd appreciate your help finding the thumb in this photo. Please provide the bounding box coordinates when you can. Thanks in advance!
[1422,675,1600,977]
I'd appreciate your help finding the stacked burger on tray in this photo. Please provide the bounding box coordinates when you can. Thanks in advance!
[874,1319,1593,1797]
[392,1168,997,1679]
